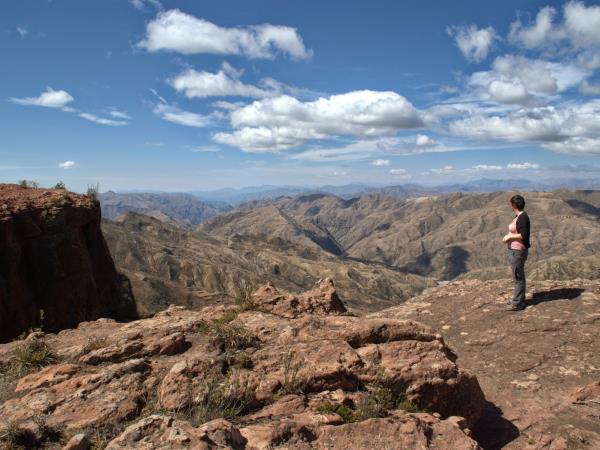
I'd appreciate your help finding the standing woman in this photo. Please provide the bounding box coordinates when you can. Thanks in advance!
[503,195,531,311]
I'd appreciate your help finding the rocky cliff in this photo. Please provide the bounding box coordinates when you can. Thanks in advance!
[0,184,136,343]
[0,279,485,449]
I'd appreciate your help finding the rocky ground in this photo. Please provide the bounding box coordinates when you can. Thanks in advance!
[0,279,484,449]
[371,279,600,450]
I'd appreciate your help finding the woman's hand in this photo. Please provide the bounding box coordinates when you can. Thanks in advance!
[502,234,512,243]
[503,233,523,243]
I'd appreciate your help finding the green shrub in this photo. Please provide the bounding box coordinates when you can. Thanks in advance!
[316,402,355,422]
[2,339,57,379]
[52,181,66,190]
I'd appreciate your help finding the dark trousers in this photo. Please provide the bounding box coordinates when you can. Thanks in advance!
[508,249,528,306]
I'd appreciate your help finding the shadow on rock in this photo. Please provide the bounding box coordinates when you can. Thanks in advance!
[472,401,520,450]
[529,288,584,305]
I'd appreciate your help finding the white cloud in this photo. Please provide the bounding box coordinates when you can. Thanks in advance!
[430,165,455,175]
[580,80,600,95]
[130,0,162,11]
[191,145,221,153]
[78,112,128,126]
[449,100,600,155]
[153,103,212,128]
[447,25,498,63]
[108,110,132,119]
[11,88,74,108]
[138,9,312,59]
[59,161,77,169]
[509,6,559,48]
[17,26,28,38]
[507,162,541,169]
[471,164,504,171]
[214,90,423,152]
[467,55,589,105]
[212,100,246,110]
[509,2,600,50]
[170,64,273,98]
[371,159,390,166]
[487,79,531,104]
[389,168,408,175]
[563,1,600,47]
[415,134,437,147]
[544,137,600,155]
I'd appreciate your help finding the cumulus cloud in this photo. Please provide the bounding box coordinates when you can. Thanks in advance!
[447,25,498,63]
[138,9,312,59]
[509,1,600,50]
[59,161,77,169]
[170,63,273,98]
[371,159,391,166]
[467,55,589,105]
[509,6,559,48]
[214,90,423,152]
[11,88,74,108]
[153,103,212,128]
[449,100,600,155]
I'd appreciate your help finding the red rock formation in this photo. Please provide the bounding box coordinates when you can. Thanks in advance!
[0,280,485,449]
[0,184,135,342]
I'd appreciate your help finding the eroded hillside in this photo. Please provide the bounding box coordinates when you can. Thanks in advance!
[200,191,600,280]
[102,213,434,316]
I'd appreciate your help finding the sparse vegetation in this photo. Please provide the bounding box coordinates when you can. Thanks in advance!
[316,402,355,422]
[17,180,39,189]
[209,318,258,352]
[280,348,308,395]
[52,181,66,190]
[86,183,100,202]
[1,338,57,381]
[48,191,73,207]
[233,280,256,311]
[185,371,257,426]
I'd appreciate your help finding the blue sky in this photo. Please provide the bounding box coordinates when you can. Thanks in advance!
[1,0,600,192]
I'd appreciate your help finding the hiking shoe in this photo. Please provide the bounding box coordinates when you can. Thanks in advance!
[505,304,525,311]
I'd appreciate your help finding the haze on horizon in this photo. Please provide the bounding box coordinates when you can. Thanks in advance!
[1,0,600,192]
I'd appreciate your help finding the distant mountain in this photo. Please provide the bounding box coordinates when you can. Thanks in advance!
[199,190,600,281]
[99,191,232,228]
[102,212,434,316]
[190,178,600,205]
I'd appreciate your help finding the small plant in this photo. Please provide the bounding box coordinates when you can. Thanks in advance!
[17,180,39,189]
[316,402,355,422]
[187,371,256,426]
[0,422,38,449]
[233,280,256,311]
[86,183,100,202]
[209,320,258,352]
[3,339,57,379]
[52,181,66,190]
[279,349,307,395]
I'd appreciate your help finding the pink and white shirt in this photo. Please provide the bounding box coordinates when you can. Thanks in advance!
[508,212,527,250]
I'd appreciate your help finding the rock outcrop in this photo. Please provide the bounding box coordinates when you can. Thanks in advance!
[0,184,136,342]
[372,279,600,449]
[0,279,484,449]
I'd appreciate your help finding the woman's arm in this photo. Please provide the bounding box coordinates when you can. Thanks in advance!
[502,232,523,243]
